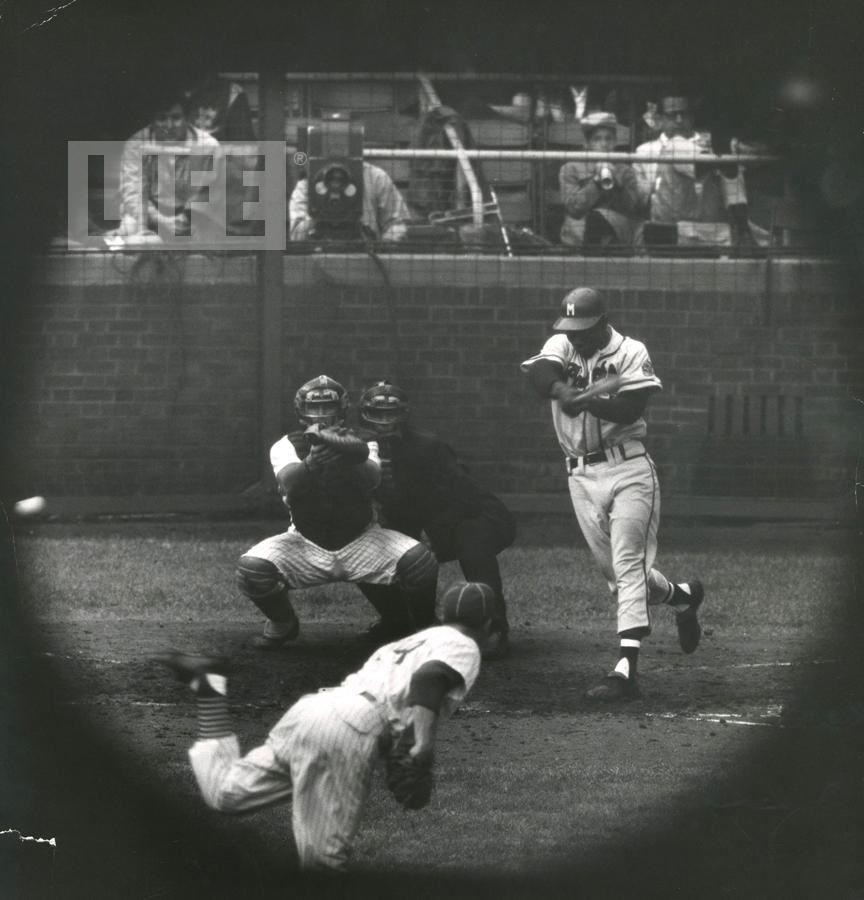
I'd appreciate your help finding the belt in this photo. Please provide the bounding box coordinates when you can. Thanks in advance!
[567,440,646,471]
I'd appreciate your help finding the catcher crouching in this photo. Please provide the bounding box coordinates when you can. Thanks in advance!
[236,375,438,649]
[150,580,496,870]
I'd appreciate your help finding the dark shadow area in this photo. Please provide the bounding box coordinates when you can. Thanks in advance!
[2,1,864,898]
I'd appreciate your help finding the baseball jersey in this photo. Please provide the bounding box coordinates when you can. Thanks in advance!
[270,431,381,550]
[520,326,662,458]
[340,624,481,728]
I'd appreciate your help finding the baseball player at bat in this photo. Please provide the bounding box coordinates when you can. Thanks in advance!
[520,287,704,701]
[150,581,496,870]
[355,381,516,659]
[236,375,439,649]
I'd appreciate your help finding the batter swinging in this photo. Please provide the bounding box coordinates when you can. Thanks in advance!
[521,287,704,701]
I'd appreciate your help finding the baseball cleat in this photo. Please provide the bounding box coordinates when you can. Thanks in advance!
[356,618,416,646]
[585,673,640,702]
[251,615,300,650]
[150,650,233,683]
[481,627,511,661]
[675,580,704,654]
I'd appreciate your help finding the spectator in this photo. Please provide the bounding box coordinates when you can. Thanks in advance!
[116,90,222,238]
[289,162,410,242]
[634,93,756,249]
[186,73,256,142]
[559,112,641,250]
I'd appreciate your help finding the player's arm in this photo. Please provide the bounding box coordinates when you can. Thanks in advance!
[118,138,147,234]
[524,358,589,416]
[406,661,464,763]
[581,387,654,423]
[559,162,602,217]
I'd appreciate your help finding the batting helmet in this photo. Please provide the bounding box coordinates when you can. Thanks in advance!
[359,381,410,434]
[441,582,496,629]
[553,287,606,332]
[294,375,348,427]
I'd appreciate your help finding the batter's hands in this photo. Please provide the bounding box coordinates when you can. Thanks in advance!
[551,383,590,417]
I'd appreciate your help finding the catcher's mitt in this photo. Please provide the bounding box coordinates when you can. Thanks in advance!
[383,726,434,810]
[304,425,369,472]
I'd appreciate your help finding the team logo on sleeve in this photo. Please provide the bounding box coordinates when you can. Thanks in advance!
[642,359,655,376]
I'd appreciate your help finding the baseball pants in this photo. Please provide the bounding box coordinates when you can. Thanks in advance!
[567,452,672,633]
[188,689,387,869]
[245,522,420,588]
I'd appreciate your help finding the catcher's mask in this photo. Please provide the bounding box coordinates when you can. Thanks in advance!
[294,375,348,427]
[359,381,410,434]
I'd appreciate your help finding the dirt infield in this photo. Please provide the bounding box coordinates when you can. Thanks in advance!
[4,519,864,898]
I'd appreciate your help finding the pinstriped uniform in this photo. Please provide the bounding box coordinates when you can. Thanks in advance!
[245,522,420,588]
[521,327,672,633]
[187,626,480,869]
[247,434,421,586]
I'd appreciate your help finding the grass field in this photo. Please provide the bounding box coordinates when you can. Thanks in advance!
[7,514,864,898]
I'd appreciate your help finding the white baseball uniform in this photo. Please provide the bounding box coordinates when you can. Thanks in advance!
[187,625,480,869]
[244,434,420,586]
[521,326,674,633]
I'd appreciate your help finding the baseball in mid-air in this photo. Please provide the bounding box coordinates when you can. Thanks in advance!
[14,496,47,516]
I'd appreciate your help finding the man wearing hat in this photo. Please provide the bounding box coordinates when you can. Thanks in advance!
[520,288,704,701]
[150,580,496,869]
[558,112,641,250]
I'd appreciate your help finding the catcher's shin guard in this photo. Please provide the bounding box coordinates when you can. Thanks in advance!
[357,582,416,633]
[236,556,299,637]
[395,544,438,627]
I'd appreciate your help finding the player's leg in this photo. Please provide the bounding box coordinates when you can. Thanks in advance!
[587,457,661,700]
[392,541,438,627]
[647,567,705,654]
[355,582,417,645]
[568,465,646,701]
[631,468,704,654]
[281,693,381,870]
[343,525,439,630]
[449,513,514,658]
[150,651,294,812]
[236,529,331,649]
[236,552,300,649]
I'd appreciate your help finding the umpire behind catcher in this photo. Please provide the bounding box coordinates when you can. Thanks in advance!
[356,381,516,659]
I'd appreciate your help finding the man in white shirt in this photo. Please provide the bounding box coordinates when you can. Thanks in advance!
[634,93,755,248]
[117,91,222,238]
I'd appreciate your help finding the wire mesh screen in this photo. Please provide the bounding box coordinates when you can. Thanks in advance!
[37,71,864,513]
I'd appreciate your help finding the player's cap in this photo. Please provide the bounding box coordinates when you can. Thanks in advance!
[441,582,496,629]
[553,287,606,331]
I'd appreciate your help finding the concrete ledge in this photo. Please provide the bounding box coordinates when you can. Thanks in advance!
[34,251,848,295]
[21,492,855,523]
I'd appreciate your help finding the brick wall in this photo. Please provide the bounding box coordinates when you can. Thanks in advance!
[9,252,862,509]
